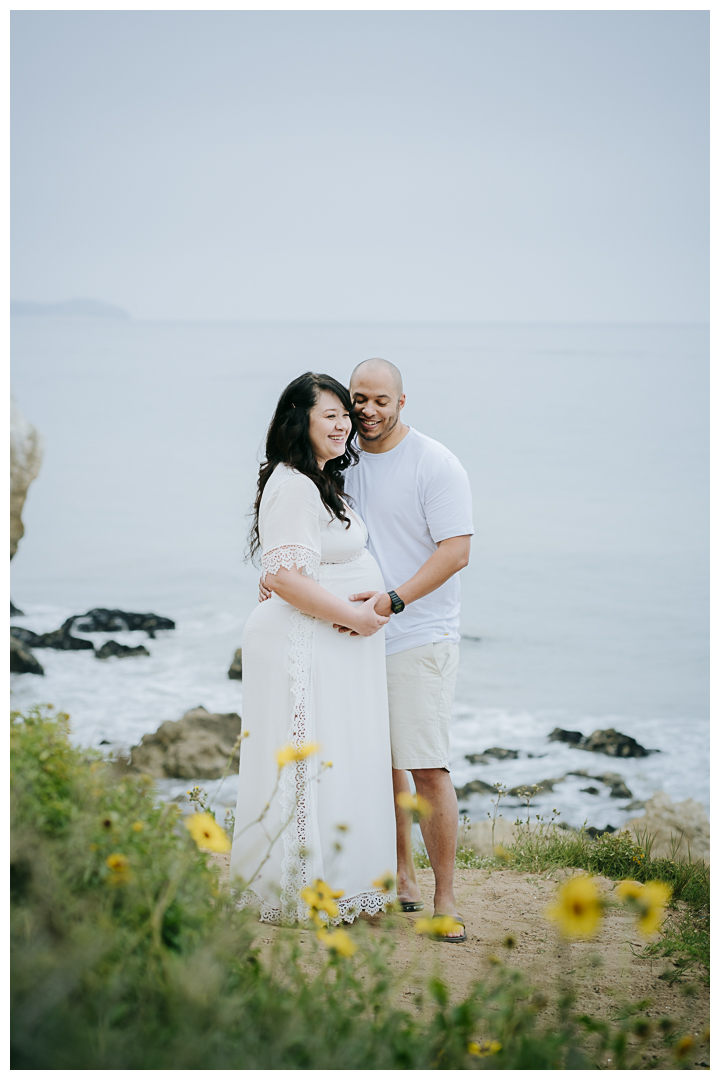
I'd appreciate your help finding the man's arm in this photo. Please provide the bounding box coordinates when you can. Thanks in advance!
[346,534,471,619]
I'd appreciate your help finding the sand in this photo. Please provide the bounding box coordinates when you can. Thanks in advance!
[207,853,709,1070]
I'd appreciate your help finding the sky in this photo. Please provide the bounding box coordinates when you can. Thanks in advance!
[11,10,709,323]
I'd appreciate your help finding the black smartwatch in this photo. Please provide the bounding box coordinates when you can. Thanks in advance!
[388,590,405,614]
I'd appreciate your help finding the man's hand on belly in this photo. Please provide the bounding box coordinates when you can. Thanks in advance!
[333,590,392,634]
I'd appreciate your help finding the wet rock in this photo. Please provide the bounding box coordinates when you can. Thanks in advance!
[10,601,23,616]
[74,608,175,638]
[624,791,709,863]
[454,778,497,799]
[10,399,43,560]
[464,753,489,765]
[622,799,646,812]
[608,780,632,799]
[228,648,243,681]
[483,747,519,760]
[129,706,243,780]
[10,618,94,651]
[550,726,652,758]
[581,786,600,795]
[508,777,564,797]
[549,728,584,746]
[584,825,617,839]
[10,635,44,675]
[568,770,633,799]
[95,640,150,660]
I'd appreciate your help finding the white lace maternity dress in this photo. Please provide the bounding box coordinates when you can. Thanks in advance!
[230,463,397,924]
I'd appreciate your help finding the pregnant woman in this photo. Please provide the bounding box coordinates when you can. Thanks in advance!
[230,372,397,924]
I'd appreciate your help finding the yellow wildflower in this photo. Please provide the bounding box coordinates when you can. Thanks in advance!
[395,791,433,820]
[184,812,231,852]
[468,1040,502,1057]
[673,1035,695,1060]
[545,875,603,938]
[301,878,344,922]
[275,741,320,769]
[106,852,129,872]
[372,872,395,893]
[131,821,144,832]
[494,844,511,862]
[616,879,671,935]
[415,915,464,937]
[317,927,357,957]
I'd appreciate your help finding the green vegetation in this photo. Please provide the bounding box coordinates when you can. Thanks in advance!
[11,708,706,1068]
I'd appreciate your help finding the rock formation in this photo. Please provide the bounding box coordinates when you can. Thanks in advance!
[10,620,94,651]
[10,635,44,675]
[624,791,709,863]
[129,706,243,779]
[549,727,653,758]
[95,640,150,660]
[74,609,175,637]
[228,648,243,680]
[10,399,43,560]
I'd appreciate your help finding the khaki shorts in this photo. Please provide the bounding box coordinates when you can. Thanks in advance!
[386,640,459,770]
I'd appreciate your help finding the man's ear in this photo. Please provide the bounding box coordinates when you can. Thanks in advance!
[398,394,406,411]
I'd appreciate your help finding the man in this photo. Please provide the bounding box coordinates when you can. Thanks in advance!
[341,357,473,942]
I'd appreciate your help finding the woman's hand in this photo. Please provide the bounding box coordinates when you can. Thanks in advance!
[344,592,390,637]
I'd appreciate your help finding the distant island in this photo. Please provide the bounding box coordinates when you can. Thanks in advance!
[11,299,130,319]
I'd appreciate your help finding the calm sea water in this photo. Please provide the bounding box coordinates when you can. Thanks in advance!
[10,318,709,827]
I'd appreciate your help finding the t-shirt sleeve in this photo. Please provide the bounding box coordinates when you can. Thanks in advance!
[260,472,323,581]
[423,455,475,544]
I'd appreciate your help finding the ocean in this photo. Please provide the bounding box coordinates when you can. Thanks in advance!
[10,318,709,829]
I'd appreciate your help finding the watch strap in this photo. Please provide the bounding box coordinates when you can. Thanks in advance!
[388,590,405,614]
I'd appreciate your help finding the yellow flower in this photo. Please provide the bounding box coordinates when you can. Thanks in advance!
[545,875,603,938]
[468,1040,502,1057]
[301,878,344,921]
[317,927,357,957]
[275,741,320,769]
[106,853,129,872]
[616,879,672,935]
[494,844,511,862]
[415,915,464,937]
[131,821,144,832]
[395,791,433,820]
[184,812,231,852]
[673,1035,695,1060]
[372,872,395,893]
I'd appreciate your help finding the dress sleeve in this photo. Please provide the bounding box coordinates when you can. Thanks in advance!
[260,471,322,582]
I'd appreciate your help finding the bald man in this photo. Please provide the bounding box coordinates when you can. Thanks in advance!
[341,358,474,941]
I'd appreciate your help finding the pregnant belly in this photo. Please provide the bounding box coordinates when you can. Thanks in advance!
[318,550,385,601]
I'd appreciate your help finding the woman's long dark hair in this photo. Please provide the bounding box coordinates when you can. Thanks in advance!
[248,372,359,561]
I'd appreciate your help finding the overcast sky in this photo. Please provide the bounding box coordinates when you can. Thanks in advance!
[11,10,708,323]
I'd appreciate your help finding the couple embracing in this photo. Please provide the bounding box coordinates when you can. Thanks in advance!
[230,358,473,943]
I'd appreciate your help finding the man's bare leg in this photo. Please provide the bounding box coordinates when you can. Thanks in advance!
[393,768,422,906]
[412,767,461,934]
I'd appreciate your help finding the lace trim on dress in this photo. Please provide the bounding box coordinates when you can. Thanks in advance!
[261,544,320,583]
[236,886,397,926]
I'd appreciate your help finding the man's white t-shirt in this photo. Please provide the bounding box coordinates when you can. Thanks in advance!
[344,427,474,656]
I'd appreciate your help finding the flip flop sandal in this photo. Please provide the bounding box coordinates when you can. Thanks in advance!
[430,914,467,944]
[399,900,425,912]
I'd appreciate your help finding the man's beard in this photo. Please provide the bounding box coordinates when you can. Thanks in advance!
[357,406,400,442]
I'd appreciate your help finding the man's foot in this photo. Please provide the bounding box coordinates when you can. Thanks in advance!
[430,913,467,943]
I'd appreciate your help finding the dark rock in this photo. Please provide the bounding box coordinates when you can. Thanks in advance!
[622,799,647,812]
[10,618,94,651]
[10,600,23,616]
[228,648,243,681]
[582,728,651,758]
[99,739,111,745]
[549,728,584,745]
[608,781,633,799]
[483,747,519,760]
[454,779,497,799]
[129,706,243,779]
[584,825,617,839]
[10,634,44,675]
[580,786,600,795]
[550,726,652,758]
[95,640,150,660]
[461,634,481,642]
[508,777,564,797]
[568,769,633,800]
[464,753,489,765]
[74,608,175,638]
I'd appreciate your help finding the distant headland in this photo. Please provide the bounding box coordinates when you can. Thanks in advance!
[11,298,130,319]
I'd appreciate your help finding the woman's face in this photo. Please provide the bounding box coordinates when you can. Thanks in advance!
[308,390,352,469]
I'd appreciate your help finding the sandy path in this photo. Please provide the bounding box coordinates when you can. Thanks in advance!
[208,855,709,1069]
